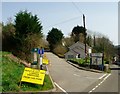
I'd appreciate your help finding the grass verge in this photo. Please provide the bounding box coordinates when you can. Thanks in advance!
[2,51,53,93]
[21,75,53,91]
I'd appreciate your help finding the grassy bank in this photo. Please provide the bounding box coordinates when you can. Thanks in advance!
[2,51,53,93]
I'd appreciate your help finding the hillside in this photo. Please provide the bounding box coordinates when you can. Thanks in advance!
[1,51,53,93]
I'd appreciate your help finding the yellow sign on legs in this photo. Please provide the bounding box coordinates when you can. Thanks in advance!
[42,59,49,65]
[21,67,46,85]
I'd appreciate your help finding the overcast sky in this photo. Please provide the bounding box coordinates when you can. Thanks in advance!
[1,1,119,45]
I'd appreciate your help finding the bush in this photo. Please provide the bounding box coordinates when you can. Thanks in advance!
[70,58,90,65]
[53,44,67,57]
[11,34,47,63]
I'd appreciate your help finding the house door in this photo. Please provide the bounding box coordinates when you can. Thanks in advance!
[78,54,81,58]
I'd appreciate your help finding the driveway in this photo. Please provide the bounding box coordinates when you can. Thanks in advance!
[46,52,105,92]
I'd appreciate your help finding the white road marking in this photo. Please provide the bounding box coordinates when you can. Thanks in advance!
[73,74,81,77]
[99,73,107,79]
[98,83,101,86]
[88,73,111,93]
[92,88,95,91]
[54,82,68,94]
[102,73,111,82]
[74,74,98,79]
[89,90,92,93]
[95,85,98,88]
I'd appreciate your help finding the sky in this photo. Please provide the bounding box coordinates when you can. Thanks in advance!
[1,1,119,45]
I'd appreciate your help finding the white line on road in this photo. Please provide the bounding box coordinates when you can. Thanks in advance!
[74,74,98,79]
[99,73,107,79]
[102,73,111,81]
[54,82,68,94]
[88,73,111,93]
[73,74,81,77]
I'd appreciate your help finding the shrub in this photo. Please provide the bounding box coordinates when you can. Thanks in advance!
[53,44,67,57]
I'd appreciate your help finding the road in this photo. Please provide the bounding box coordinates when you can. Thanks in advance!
[46,52,105,92]
[85,64,120,93]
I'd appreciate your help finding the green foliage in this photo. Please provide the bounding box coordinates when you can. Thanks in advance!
[47,28,63,50]
[2,10,44,62]
[72,25,85,35]
[15,34,46,62]
[14,10,43,39]
[53,44,67,58]
[115,45,120,62]
[2,11,47,62]
[2,22,16,51]
[71,25,86,43]
[93,36,115,61]
[70,58,90,65]
[63,37,75,48]
[2,52,24,92]
[86,35,92,47]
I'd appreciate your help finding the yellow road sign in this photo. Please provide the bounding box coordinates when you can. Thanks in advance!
[43,59,49,65]
[21,67,46,85]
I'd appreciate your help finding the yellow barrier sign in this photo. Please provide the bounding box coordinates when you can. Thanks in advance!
[43,59,49,65]
[21,67,46,85]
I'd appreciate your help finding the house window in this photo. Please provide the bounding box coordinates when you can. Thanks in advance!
[68,55,74,59]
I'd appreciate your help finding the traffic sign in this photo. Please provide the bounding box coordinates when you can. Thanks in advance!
[91,53,103,57]
[21,67,46,85]
[43,59,49,65]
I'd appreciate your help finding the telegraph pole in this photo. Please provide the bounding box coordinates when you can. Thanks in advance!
[83,14,87,59]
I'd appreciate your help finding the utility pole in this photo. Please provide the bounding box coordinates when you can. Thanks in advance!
[93,35,96,47]
[83,14,87,59]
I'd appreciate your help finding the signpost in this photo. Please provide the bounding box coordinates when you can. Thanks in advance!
[91,53,104,71]
[91,53,103,65]
[20,47,49,86]
[91,53,103,57]
[31,48,39,68]
[38,47,44,69]
[88,48,92,69]
[21,67,46,85]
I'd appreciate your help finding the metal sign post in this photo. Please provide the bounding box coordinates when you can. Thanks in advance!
[38,47,44,70]
[31,48,39,69]
[88,48,92,69]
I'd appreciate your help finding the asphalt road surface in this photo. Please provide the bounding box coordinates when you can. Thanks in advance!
[85,64,120,93]
[46,52,105,93]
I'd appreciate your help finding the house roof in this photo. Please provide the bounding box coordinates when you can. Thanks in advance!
[65,50,77,55]
[65,41,91,55]
[69,41,90,50]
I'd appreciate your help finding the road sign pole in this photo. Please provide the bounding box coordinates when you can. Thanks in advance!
[31,48,38,69]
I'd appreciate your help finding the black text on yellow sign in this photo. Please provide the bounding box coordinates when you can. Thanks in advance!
[21,67,46,85]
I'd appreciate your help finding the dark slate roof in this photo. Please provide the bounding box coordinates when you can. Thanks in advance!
[69,41,90,50]
[65,50,77,55]
[65,41,91,55]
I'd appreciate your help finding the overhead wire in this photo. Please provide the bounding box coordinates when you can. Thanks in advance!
[44,16,80,30]
[72,2,84,15]
[44,2,84,30]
